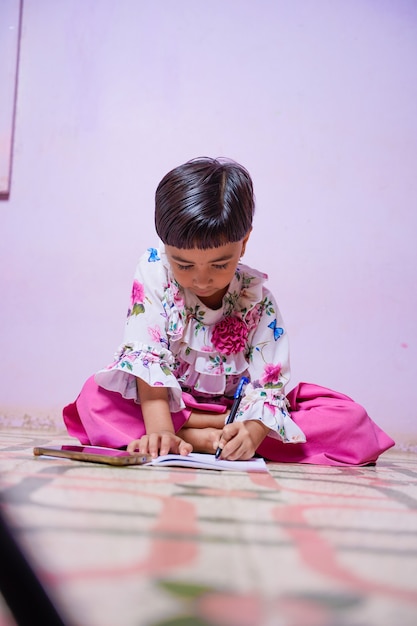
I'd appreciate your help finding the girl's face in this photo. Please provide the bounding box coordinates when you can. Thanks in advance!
[165,235,250,309]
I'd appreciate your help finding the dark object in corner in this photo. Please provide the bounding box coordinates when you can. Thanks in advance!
[0,500,68,626]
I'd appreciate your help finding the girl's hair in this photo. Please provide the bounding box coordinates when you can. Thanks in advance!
[155,157,255,249]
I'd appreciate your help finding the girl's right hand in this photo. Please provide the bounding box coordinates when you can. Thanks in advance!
[127,431,193,458]
[214,419,269,460]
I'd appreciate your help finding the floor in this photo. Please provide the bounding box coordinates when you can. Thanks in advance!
[1,427,417,626]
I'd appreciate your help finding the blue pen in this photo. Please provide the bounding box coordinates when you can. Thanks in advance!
[215,376,249,459]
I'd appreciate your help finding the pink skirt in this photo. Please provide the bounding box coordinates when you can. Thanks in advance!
[63,376,395,466]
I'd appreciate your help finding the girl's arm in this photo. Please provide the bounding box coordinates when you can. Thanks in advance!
[127,378,192,458]
[181,410,226,429]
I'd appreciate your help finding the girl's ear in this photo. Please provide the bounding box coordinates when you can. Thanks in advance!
[240,230,252,257]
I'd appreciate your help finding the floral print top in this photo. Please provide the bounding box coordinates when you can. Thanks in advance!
[95,247,306,443]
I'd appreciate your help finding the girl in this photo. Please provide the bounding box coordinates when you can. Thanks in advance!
[63,157,394,465]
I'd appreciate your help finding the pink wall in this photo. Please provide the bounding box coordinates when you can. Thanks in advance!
[1,0,416,447]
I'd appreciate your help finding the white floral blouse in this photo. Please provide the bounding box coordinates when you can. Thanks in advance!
[95,247,305,444]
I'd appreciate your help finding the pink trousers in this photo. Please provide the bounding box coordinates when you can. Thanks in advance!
[63,376,395,466]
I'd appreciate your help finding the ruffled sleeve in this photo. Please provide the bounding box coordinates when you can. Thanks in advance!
[234,275,306,444]
[238,383,306,443]
[95,248,185,412]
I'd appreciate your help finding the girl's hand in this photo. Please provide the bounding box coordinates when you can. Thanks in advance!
[214,420,269,461]
[127,431,193,458]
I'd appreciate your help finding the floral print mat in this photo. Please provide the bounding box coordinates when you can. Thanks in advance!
[1,429,416,626]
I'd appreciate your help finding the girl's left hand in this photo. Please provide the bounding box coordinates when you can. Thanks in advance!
[214,420,270,460]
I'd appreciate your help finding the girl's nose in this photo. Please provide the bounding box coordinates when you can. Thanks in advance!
[193,269,212,288]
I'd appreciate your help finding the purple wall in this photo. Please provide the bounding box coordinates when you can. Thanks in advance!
[1,0,416,446]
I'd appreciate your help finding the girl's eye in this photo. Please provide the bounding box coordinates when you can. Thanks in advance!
[177,264,193,271]
[213,264,228,270]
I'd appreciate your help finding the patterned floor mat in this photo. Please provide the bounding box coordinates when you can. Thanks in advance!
[1,429,416,626]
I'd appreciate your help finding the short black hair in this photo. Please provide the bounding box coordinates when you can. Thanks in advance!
[155,157,255,249]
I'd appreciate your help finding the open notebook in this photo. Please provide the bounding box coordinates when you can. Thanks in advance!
[148,452,268,472]
[33,446,268,473]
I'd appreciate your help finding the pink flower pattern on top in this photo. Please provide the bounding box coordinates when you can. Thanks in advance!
[148,326,162,342]
[131,280,144,304]
[261,363,282,387]
[128,280,146,316]
[244,304,263,332]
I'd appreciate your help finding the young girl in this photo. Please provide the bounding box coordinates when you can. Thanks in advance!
[63,157,394,465]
